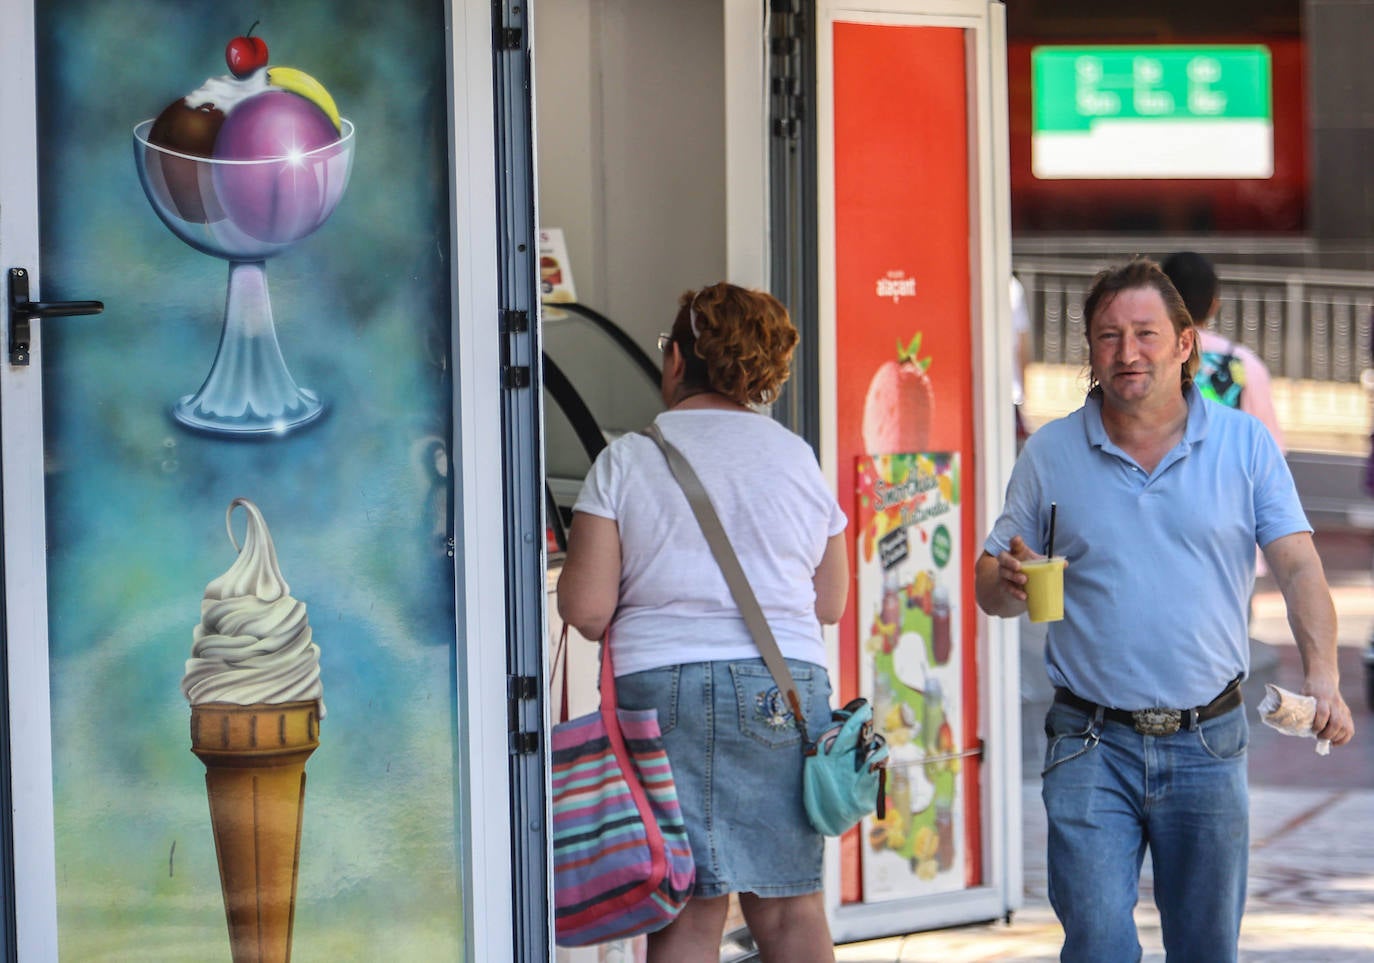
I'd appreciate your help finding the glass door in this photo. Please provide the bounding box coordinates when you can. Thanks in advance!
[0,0,529,958]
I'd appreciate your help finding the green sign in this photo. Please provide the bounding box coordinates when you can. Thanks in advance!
[1031,45,1274,180]
[1033,45,1271,132]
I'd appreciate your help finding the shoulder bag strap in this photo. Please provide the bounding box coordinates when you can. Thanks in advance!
[553,624,572,724]
[642,422,808,729]
[592,625,671,892]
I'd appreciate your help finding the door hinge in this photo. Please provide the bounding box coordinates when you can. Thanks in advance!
[501,26,522,50]
[508,673,538,701]
[508,673,540,755]
[501,309,531,389]
[768,0,807,143]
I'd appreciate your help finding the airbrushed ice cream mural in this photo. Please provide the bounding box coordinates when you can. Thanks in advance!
[36,1,464,957]
[184,498,324,962]
[134,24,355,436]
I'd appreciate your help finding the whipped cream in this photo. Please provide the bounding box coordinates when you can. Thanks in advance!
[182,497,325,717]
[184,69,270,115]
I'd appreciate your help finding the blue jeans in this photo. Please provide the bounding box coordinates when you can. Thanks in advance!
[1041,701,1249,963]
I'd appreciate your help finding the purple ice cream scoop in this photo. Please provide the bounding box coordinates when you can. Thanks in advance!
[212,90,342,244]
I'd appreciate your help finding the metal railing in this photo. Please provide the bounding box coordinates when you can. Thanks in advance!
[1014,257,1374,384]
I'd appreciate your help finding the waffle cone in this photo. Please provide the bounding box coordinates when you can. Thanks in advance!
[190,701,320,963]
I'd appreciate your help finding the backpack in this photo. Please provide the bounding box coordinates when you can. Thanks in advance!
[1196,347,1246,408]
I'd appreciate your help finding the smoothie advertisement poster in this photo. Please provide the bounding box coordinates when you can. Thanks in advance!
[856,454,966,901]
[832,22,982,900]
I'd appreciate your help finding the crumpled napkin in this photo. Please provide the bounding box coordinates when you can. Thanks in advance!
[1257,683,1331,756]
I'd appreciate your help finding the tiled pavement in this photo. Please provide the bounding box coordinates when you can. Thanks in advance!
[833,530,1374,963]
[834,785,1374,963]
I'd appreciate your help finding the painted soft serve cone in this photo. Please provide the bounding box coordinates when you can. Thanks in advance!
[183,497,324,963]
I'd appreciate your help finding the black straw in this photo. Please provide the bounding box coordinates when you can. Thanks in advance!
[1047,502,1058,558]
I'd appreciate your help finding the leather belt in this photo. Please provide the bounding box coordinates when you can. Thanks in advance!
[1053,679,1243,736]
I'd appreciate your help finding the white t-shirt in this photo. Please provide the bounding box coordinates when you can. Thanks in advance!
[573,409,847,676]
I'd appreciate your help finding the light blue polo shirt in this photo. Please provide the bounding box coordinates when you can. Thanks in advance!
[985,386,1310,710]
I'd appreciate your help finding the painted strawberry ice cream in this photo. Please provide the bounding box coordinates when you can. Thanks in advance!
[182,497,324,717]
[862,332,934,454]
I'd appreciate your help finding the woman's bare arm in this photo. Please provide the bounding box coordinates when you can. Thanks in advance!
[813,532,849,625]
[556,512,622,641]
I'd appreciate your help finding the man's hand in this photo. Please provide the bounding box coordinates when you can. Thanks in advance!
[996,535,1040,601]
[974,535,1057,617]
[1263,531,1355,747]
[1303,672,1355,746]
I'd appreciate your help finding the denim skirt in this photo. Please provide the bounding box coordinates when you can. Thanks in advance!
[615,658,833,899]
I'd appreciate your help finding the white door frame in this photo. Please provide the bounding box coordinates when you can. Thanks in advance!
[725,0,771,289]
[0,0,58,953]
[449,0,522,958]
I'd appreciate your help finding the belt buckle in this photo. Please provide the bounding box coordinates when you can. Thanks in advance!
[1131,707,1182,736]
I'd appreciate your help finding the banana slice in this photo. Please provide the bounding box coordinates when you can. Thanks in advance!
[267,66,341,131]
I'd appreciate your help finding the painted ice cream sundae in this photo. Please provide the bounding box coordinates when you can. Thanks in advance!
[135,25,355,435]
[183,496,323,963]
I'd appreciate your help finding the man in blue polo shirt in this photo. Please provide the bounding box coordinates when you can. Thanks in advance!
[975,258,1354,963]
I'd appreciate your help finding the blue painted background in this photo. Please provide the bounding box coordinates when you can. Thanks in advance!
[36,0,465,956]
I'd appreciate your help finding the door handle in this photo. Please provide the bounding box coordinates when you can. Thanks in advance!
[8,267,104,366]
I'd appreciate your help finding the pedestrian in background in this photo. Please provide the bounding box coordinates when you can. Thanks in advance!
[1164,250,1286,585]
[1162,250,1284,448]
[975,257,1353,963]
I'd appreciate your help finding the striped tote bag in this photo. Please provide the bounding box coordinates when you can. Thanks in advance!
[551,628,695,946]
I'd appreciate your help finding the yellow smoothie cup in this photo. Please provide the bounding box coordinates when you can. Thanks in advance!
[1021,556,1066,623]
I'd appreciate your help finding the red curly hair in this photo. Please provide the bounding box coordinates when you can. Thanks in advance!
[668,282,798,406]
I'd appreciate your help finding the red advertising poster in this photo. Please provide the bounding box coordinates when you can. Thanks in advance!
[832,21,981,901]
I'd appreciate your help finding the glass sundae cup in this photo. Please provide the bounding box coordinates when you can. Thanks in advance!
[133,117,355,436]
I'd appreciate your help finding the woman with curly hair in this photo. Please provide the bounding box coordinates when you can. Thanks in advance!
[558,282,847,962]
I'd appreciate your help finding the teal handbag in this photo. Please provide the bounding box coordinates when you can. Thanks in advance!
[644,424,889,837]
[803,698,889,836]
